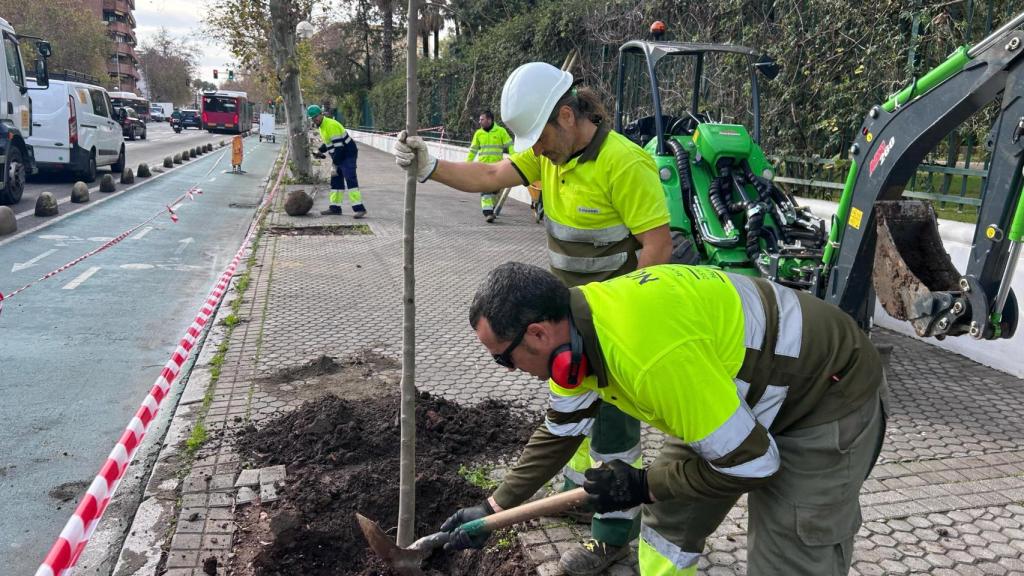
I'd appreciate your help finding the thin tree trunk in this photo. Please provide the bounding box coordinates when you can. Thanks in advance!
[364,26,373,89]
[421,29,430,58]
[397,0,419,549]
[433,28,439,59]
[382,2,395,74]
[269,0,311,180]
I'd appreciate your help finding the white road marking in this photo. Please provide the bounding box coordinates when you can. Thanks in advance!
[11,249,58,272]
[131,226,154,240]
[62,266,101,290]
[175,237,194,255]
[209,177,217,182]
[88,237,114,242]
[120,263,155,270]
[39,234,72,241]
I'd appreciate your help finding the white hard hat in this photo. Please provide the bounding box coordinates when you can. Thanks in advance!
[501,62,574,152]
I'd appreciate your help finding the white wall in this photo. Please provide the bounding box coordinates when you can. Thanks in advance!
[351,130,1023,377]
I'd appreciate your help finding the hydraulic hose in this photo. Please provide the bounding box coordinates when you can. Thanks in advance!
[666,138,701,243]
[745,202,772,275]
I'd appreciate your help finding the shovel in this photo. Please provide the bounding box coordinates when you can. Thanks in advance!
[357,487,589,576]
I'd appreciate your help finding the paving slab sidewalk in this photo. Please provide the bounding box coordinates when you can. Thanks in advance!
[114,143,1024,576]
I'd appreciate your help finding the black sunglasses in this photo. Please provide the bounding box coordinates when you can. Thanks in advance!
[493,325,529,369]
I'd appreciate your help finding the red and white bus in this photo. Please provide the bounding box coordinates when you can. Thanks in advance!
[201,90,252,134]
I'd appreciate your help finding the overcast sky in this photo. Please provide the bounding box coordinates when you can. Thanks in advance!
[133,0,233,87]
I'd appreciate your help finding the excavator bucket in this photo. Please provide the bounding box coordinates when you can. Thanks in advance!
[872,201,962,335]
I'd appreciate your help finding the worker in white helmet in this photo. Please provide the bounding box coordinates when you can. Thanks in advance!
[395,61,672,575]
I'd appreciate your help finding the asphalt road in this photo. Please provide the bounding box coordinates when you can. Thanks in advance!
[10,122,237,238]
[0,129,280,575]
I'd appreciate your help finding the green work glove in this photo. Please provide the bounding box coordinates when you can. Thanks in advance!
[439,499,494,551]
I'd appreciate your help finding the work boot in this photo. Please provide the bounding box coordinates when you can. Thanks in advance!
[321,206,342,216]
[559,539,629,576]
[485,213,496,223]
[353,209,367,219]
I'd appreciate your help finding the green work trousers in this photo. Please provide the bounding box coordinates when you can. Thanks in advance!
[639,382,887,575]
[564,401,643,546]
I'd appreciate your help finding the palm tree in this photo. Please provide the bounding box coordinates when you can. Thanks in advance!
[419,0,445,59]
[375,0,396,73]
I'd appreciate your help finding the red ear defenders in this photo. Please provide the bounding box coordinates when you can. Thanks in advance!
[549,317,588,388]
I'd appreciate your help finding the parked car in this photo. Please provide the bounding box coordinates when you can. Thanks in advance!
[149,106,166,122]
[179,109,202,129]
[26,78,126,183]
[116,106,147,141]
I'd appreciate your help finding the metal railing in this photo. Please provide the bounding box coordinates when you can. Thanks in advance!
[771,155,987,221]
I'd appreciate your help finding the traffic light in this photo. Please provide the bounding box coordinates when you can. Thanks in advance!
[228,70,234,81]
[213,69,219,79]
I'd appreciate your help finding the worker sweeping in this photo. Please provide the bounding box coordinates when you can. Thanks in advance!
[443,262,886,576]
[395,62,672,574]
[465,110,512,222]
[308,105,366,218]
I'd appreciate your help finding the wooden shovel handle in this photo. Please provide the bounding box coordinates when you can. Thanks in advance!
[461,488,589,535]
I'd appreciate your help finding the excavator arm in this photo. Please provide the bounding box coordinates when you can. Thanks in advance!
[820,12,1024,341]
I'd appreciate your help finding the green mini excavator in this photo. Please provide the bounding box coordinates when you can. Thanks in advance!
[614,13,1024,342]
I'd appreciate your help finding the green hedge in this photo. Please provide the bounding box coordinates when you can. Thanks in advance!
[360,0,1020,158]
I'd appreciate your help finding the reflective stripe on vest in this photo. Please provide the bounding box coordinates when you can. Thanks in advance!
[688,402,757,461]
[549,390,599,413]
[546,417,595,437]
[590,443,643,466]
[728,274,766,351]
[770,282,803,358]
[709,434,780,479]
[641,524,701,570]
[562,467,587,486]
[548,250,629,274]
[547,218,630,246]
[727,273,803,359]
[596,505,640,520]
[735,378,788,428]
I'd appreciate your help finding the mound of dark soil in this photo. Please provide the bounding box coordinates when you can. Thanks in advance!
[233,390,539,575]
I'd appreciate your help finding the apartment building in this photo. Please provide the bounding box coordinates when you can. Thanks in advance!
[83,0,140,93]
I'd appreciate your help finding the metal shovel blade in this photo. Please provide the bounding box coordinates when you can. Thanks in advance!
[355,513,429,576]
[872,201,961,334]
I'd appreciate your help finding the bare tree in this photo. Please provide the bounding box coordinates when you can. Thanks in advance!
[138,28,196,104]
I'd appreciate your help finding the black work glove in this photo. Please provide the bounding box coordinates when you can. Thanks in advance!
[318,143,329,154]
[313,152,326,159]
[439,499,494,551]
[583,460,651,513]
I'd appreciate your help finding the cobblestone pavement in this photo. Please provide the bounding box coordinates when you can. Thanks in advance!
[156,144,1024,576]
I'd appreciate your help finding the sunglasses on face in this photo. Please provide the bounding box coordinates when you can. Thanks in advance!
[493,325,528,369]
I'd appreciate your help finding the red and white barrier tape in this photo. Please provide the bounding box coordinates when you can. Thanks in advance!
[0,187,202,317]
[35,148,287,576]
[382,124,446,137]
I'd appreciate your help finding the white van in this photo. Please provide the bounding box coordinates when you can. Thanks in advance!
[27,78,125,182]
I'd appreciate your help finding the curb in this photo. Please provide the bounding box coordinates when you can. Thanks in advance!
[73,147,284,576]
[104,282,242,576]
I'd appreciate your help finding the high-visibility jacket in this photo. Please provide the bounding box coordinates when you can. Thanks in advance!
[509,125,669,286]
[491,265,883,508]
[318,117,353,156]
[467,125,512,163]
